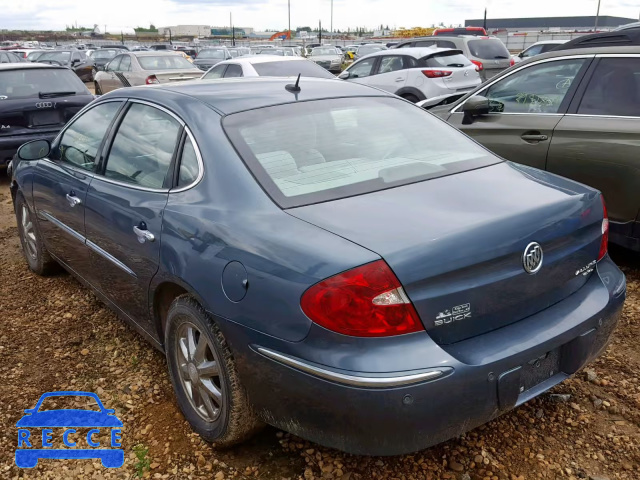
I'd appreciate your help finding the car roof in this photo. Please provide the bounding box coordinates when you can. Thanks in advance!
[529,40,567,46]
[237,55,311,64]
[0,63,67,71]
[131,51,184,56]
[519,44,640,64]
[115,77,390,115]
[360,47,456,59]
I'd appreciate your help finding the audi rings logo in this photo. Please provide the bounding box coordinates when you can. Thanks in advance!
[35,102,53,109]
[523,242,543,274]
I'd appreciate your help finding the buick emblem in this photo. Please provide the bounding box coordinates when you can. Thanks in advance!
[35,102,53,109]
[523,242,543,274]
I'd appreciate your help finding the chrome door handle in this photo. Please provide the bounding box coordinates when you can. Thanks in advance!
[65,193,82,207]
[133,226,155,243]
[395,77,404,82]
[521,134,548,142]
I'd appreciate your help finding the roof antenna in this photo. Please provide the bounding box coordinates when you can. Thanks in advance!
[285,74,301,93]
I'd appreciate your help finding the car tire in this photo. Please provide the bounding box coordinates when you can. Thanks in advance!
[401,94,419,103]
[165,295,263,448]
[14,192,59,276]
[94,82,103,95]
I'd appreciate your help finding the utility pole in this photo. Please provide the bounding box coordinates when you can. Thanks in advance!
[331,0,333,36]
[595,0,601,30]
[483,8,487,31]
[319,20,322,44]
[288,0,291,39]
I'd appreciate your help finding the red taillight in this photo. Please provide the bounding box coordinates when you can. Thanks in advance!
[300,260,424,337]
[598,195,609,261]
[422,69,452,78]
[510,57,515,66]
[145,75,160,85]
[471,60,483,71]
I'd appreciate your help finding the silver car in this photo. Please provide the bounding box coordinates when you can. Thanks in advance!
[94,51,202,94]
[308,46,343,73]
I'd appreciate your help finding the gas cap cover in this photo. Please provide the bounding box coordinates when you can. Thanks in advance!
[222,261,248,302]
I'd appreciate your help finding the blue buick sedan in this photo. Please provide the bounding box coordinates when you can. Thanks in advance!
[10,77,625,455]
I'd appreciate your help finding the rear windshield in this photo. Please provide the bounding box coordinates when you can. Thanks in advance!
[252,60,335,78]
[93,50,117,59]
[223,97,498,208]
[198,49,227,59]
[424,51,471,68]
[138,55,194,70]
[0,68,87,99]
[357,45,386,56]
[467,39,510,60]
[37,51,71,64]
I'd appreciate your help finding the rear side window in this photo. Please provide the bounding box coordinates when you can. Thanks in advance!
[578,57,640,117]
[467,39,510,60]
[202,64,226,79]
[223,97,498,208]
[0,68,87,99]
[424,52,471,68]
[436,40,457,49]
[377,56,405,74]
[104,103,181,189]
[57,102,122,171]
[252,60,335,78]
[224,64,243,78]
[119,55,131,72]
[178,136,200,186]
[414,40,437,48]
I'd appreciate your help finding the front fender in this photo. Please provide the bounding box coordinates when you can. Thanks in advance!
[11,157,38,209]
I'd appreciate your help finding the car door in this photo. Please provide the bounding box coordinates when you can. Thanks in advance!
[223,63,243,78]
[114,54,133,86]
[447,57,591,170]
[83,101,182,328]
[32,101,124,274]
[369,54,408,93]
[341,57,378,86]
[100,55,122,93]
[547,55,640,243]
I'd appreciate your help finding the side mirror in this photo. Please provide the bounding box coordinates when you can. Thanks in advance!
[462,96,490,125]
[338,71,351,80]
[518,52,524,58]
[72,59,80,65]
[17,139,51,161]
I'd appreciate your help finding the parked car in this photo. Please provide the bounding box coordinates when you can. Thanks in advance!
[0,51,25,63]
[0,63,93,170]
[433,26,488,36]
[92,49,119,71]
[308,46,343,73]
[551,28,640,51]
[9,77,624,456]
[512,40,567,63]
[36,50,97,82]
[256,48,295,57]
[397,35,512,81]
[227,47,252,58]
[430,45,640,251]
[26,50,47,62]
[201,55,336,79]
[339,47,480,103]
[8,49,34,60]
[101,44,130,51]
[132,46,150,52]
[94,51,202,94]
[613,22,640,31]
[354,44,387,60]
[192,48,232,71]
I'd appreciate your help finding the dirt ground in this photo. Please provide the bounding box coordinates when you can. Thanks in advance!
[0,172,638,480]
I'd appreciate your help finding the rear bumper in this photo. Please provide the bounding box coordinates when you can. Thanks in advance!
[219,255,625,455]
[0,131,58,167]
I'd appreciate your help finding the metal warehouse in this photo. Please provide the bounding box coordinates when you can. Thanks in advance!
[465,15,637,31]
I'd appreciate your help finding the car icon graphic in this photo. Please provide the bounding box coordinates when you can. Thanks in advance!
[15,391,124,468]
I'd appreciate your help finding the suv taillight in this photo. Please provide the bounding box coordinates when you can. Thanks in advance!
[598,195,609,261]
[471,60,483,71]
[300,260,424,337]
[422,69,452,78]
[510,57,515,66]
[145,75,160,85]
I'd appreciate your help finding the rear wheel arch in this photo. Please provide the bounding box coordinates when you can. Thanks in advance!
[395,87,426,102]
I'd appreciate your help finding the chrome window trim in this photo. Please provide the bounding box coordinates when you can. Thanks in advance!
[594,53,640,58]
[86,239,137,277]
[450,54,596,114]
[39,211,85,243]
[170,126,205,193]
[40,157,97,177]
[565,113,640,120]
[257,347,447,388]
[90,173,170,193]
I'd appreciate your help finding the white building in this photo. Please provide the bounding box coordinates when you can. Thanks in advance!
[93,25,136,36]
[159,25,212,38]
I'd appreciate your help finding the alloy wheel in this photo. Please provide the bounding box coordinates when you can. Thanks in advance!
[175,322,224,422]
[20,204,37,260]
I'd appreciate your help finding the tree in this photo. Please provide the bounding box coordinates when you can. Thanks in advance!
[296,26,312,32]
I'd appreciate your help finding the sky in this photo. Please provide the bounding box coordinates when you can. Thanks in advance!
[0,0,638,32]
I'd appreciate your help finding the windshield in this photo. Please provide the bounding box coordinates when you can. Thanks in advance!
[252,60,335,78]
[467,39,510,59]
[424,51,471,68]
[26,51,44,61]
[228,48,248,57]
[37,51,71,64]
[223,97,498,208]
[198,49,227,59]
[0,68,87,99]
[93,50,117,59]
[138,55,195,70]
[312,47,338,56]
[259,49,284,56]
[357,45,386,56]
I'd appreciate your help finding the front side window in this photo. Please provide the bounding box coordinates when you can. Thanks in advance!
[104,103,181,189]
[118,55,131,72]
[202,64,226,79]
[578,57,640,117]
[223,97,498,208]
[107,56,122,72]
[377,56,405,74]
[57,102,122,171]
[347,58,376,78]
[224,64,243,78]
[521,44,545,58]
[483,59,586,113]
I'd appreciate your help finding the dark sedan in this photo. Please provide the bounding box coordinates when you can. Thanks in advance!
[9,78,625,456]
[36,50,96,82]
[0,63,94,169]
[92,49,119,71]
[192,48,231,71]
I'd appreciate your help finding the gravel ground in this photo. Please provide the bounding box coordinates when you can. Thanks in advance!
[0,173,639,480]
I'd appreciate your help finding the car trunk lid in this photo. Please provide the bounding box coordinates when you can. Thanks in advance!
[288,163,604,345]
[0,96,91,137]
[152,69,202,83]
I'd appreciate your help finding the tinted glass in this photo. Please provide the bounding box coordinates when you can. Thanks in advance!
[104,103,181,189]
[7,52,23,62]
[377,56,405,74]
[522,44,545,58]
[202,64,226,79]
[223,97,498,208]
[38,51,72,64]
[467,39,510,59]
[93,50,117,59]
[224,64,243,78]
[107,56,122,71]
[357,45,387,56]
[198,49,227,59]
[0,53,9,63]
[578,57,640,117]
[414,40,437,48]
[312,47,338,56]
[138,55,194,70]
[178,137,199,186]
[347,57,376,78]
[27,51,44,61]
[424,52,471,68]
[119,55,131,71]
[0,68,87,99]
[436,40,457,49]
[252,61,335,78]
[58,102,121,171]
[484,59,586,113]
